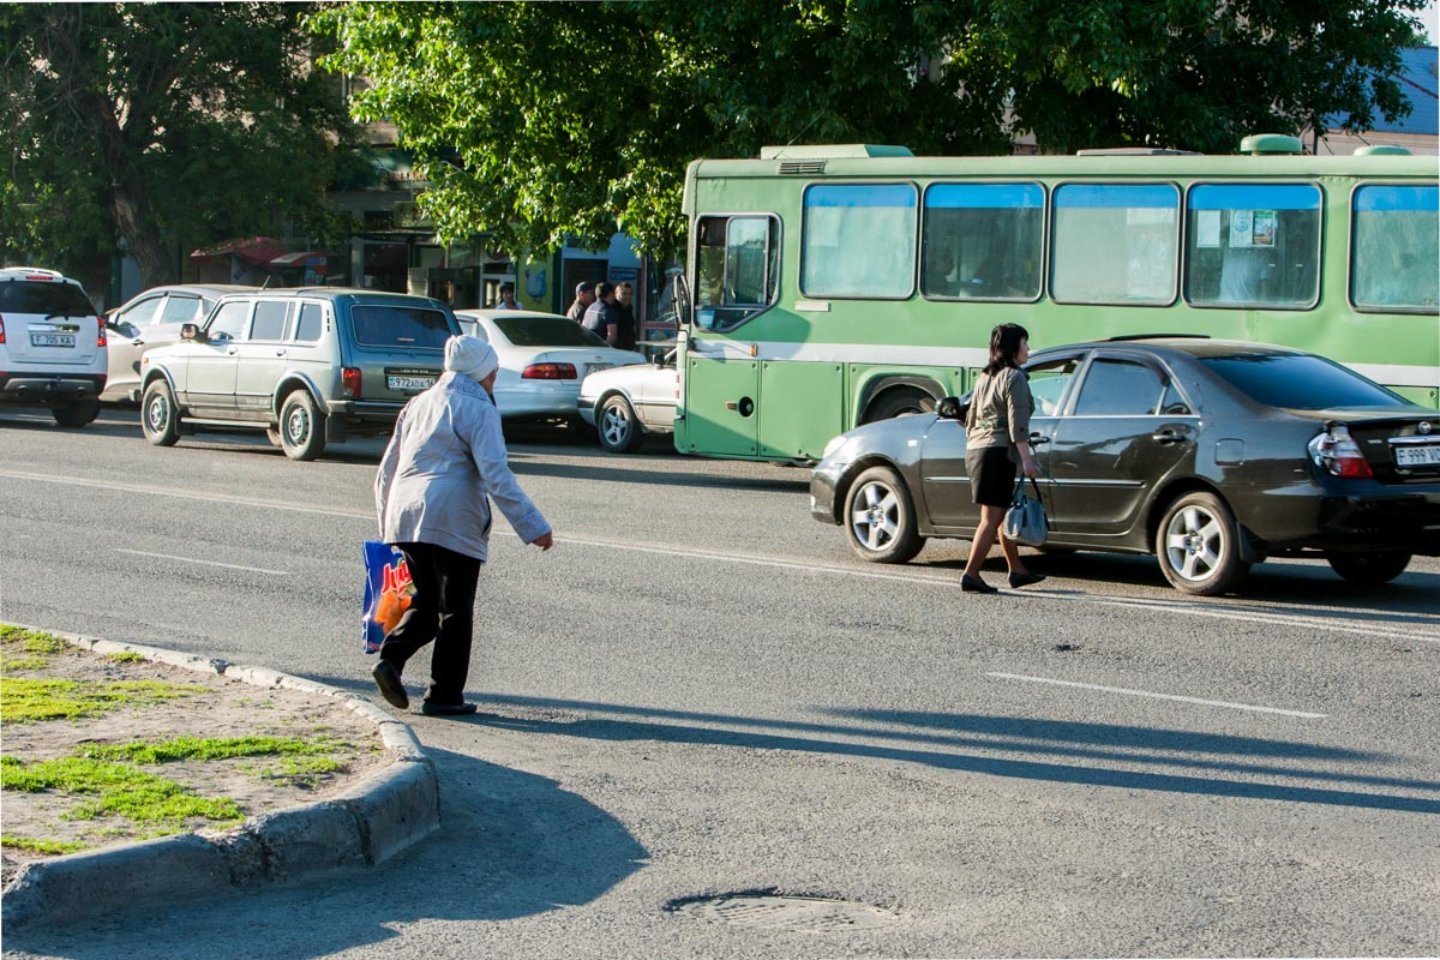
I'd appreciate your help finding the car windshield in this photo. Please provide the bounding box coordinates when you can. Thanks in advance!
[351,305,453,348]
[494,315,607,348]
[0,281,94,317]
[1200,353,1411,410]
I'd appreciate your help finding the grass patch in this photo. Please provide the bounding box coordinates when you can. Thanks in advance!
[0,625,68,654]
[0,834,88,856]
[250,755,347,789]
[1,755,242,827]
[105,651,147,664]
[0,677,207,724]
[0,625,68,671]
[80,735,340,764]
[1,655,51,671]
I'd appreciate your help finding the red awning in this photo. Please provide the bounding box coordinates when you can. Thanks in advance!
[189,236,287,267]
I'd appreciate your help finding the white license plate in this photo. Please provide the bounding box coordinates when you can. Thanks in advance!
[31,333,75,347]
[386,375,435,392]
[585,363,612,376]
[1394,445,1440,467]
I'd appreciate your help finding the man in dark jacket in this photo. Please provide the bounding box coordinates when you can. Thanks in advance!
[613,281,637,351]
[566,281,594,323]
[582,281,621,345]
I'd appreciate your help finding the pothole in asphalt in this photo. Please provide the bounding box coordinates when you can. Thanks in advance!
[665,889,900,932]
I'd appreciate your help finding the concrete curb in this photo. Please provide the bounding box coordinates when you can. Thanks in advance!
[2,626,440,930]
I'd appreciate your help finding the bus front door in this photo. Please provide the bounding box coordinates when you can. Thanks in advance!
[679,337,760,458]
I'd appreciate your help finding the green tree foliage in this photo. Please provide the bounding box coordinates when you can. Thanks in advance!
[1,3,356,290]
[313,0,1426,259]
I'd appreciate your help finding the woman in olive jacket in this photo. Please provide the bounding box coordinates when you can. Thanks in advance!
[960,323,1045,594]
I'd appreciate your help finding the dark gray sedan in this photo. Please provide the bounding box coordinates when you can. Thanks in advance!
[811,337,1440,595]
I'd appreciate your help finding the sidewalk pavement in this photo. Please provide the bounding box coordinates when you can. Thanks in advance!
[1,627,439,931]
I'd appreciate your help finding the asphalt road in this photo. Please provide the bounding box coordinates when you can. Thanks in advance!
[2,406,1437,959]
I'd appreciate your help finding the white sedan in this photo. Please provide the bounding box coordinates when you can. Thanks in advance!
[456,310,644,423]
[577,349,679,453]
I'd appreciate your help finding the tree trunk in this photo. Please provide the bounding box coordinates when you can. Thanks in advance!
[111,186,176,288]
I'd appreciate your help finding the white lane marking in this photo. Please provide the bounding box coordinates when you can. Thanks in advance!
[985,672,1328,719]
[114,548,290,576]
[5,468,1437,644]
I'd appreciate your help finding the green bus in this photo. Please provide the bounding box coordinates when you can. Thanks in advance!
[670,135,1438,463]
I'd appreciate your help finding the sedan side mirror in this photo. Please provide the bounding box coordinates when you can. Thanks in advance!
[180,322,205,342]
[936,395,969,420]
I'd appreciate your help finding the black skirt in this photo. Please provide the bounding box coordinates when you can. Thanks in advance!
[967,446,1017,506]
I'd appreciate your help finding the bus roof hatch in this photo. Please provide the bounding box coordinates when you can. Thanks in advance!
[759,144,915,160]
[1240,134,1304,155]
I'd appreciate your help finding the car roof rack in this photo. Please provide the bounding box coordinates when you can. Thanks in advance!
[1103,333,1212,342]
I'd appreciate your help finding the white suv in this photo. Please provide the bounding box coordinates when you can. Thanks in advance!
[0,267,107,426]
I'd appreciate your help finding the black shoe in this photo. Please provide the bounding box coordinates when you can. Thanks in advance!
[421,700,478,717]
[961,574,999,594]
[1008,571,1047,589]
[371,660,409,709]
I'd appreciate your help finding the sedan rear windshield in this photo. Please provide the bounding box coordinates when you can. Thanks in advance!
[1200,353,1408,410]
[494,315,606,347]
[0,281,95,317]
[351,305,452,348]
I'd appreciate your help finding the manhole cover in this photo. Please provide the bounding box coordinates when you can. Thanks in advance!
[666,891,900,932]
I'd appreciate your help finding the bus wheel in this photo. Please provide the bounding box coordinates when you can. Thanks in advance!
[864,389,935,423]
[843,466,924,564]
[1327,552,1410,585]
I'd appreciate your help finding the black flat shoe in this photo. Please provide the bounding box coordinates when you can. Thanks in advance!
[421,700,478,717]
[1008,571,1047,589]
[961,574,999,594]
[372,660,409,709]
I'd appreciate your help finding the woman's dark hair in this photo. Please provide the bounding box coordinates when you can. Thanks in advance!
[983,323,1029,375]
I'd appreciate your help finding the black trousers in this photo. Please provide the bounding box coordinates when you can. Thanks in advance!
[378,541,483,703]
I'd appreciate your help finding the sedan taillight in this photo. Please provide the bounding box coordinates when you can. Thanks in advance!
[1308,423,1373,478]
[522,363,577,380]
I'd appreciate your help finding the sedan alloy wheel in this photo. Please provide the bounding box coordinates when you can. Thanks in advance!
[843,466,924,564]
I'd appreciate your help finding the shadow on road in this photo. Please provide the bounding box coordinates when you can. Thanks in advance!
[463,694,1440,816]
[940,549,1440,627]
[4,745,647,960]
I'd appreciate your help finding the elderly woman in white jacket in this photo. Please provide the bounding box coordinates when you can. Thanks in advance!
[372,335,554,716]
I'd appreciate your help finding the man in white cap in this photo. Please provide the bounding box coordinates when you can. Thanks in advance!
[372,335,554,716]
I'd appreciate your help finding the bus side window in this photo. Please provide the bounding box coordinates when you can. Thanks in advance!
[1352,184,1439,311]
[695,214,779,331]
[922,182,1044,301]
[1184,183,1321,310]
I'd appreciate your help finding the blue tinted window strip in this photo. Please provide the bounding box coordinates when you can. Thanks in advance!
[805,184,918,208]
[1189,184,1322,211]
[1354,184,1439,212]
[1053,184,1177,209]
[925,183,1044,209]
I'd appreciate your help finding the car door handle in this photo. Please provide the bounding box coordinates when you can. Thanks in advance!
[226,347,238,356]
[274,349,287,358]
[130,338,145,346]
[1028,433,1050,446]
[1152,428,1192,445]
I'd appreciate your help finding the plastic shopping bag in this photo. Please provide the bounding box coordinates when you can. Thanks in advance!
[361,541,413,654]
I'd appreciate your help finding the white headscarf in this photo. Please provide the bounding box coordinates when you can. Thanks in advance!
[444,335,499,383]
